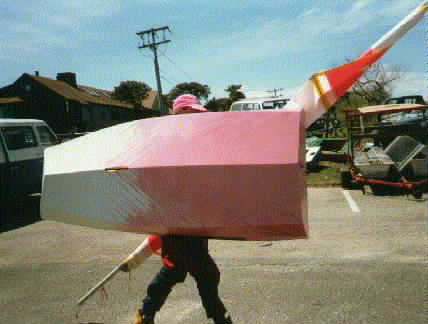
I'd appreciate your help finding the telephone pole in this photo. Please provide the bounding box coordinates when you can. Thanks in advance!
[267,88,284,97]
[137,26,171,116]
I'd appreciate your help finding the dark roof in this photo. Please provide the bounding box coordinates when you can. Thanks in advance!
[79,85,159,110]
[78,85,115,98]
[0,97,23,104]
[27,74,134,109]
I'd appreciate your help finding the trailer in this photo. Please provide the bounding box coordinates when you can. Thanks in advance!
[341,103,428,198]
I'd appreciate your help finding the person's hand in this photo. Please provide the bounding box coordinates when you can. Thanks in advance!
[119,263,130,273]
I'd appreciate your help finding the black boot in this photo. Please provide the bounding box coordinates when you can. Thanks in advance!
[222,315,233,324]
[135,310,155,324]
[213,313,233,324]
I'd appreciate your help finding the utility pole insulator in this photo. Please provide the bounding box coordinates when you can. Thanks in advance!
[136,26,171,116]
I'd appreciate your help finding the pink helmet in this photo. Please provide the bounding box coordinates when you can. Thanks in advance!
[172,94,208,114]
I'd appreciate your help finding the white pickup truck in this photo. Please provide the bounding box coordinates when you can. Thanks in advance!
[0,119,58,201]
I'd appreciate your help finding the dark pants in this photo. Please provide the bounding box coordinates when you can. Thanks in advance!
[141,236,227,321]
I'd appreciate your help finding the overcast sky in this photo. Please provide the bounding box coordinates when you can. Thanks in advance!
[1,0,426,99]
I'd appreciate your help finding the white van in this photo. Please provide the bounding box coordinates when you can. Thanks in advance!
[229,96,290,112]
[0,119,58,199]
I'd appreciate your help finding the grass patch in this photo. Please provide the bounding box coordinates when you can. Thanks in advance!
[305,161,346,187]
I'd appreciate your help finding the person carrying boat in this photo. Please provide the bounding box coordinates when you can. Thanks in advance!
[120,94,233,324]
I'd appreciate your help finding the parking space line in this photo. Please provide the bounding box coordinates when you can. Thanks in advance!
[342,190,360,213]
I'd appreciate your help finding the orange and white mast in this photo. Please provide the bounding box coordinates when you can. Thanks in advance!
[288,1,428,129]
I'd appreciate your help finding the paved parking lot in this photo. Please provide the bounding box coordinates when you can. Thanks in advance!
[0,188,427,324]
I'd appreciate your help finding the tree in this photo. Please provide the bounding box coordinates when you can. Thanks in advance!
[112,81,152,109]
[350,62,403,106]
[225,84,245,104]
[167,82,211,107]
[206,97,230,112]
[332,62,404,123]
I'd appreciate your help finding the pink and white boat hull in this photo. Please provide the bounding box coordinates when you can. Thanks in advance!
[41,111,308,241]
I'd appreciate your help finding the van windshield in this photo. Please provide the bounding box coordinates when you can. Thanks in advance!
[37,126,57,144]
[230,103,260,111]
[230,104,242,111]
[262,100,289,109]
[231,99,289,111]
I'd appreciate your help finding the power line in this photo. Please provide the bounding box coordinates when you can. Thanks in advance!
[158,65,181,84]
[138,50,153,60]
[158,48,194,81]
[160,76,174,86]
[138,50,178,87]
[159,72,178,87]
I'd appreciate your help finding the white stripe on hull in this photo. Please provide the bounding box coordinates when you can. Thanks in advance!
[41,169,158,228]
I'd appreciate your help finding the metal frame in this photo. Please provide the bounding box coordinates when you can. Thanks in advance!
[344,103,428,197]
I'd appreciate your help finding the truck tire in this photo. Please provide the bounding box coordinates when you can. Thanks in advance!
[411,185,423,199]
[369,184,389,196]
[340,169,352,189]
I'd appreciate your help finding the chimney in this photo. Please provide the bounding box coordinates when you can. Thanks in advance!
[57,72,77,88]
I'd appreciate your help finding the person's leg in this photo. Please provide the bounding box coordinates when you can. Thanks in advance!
[190,255,232,324]
[140,265,187,322]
